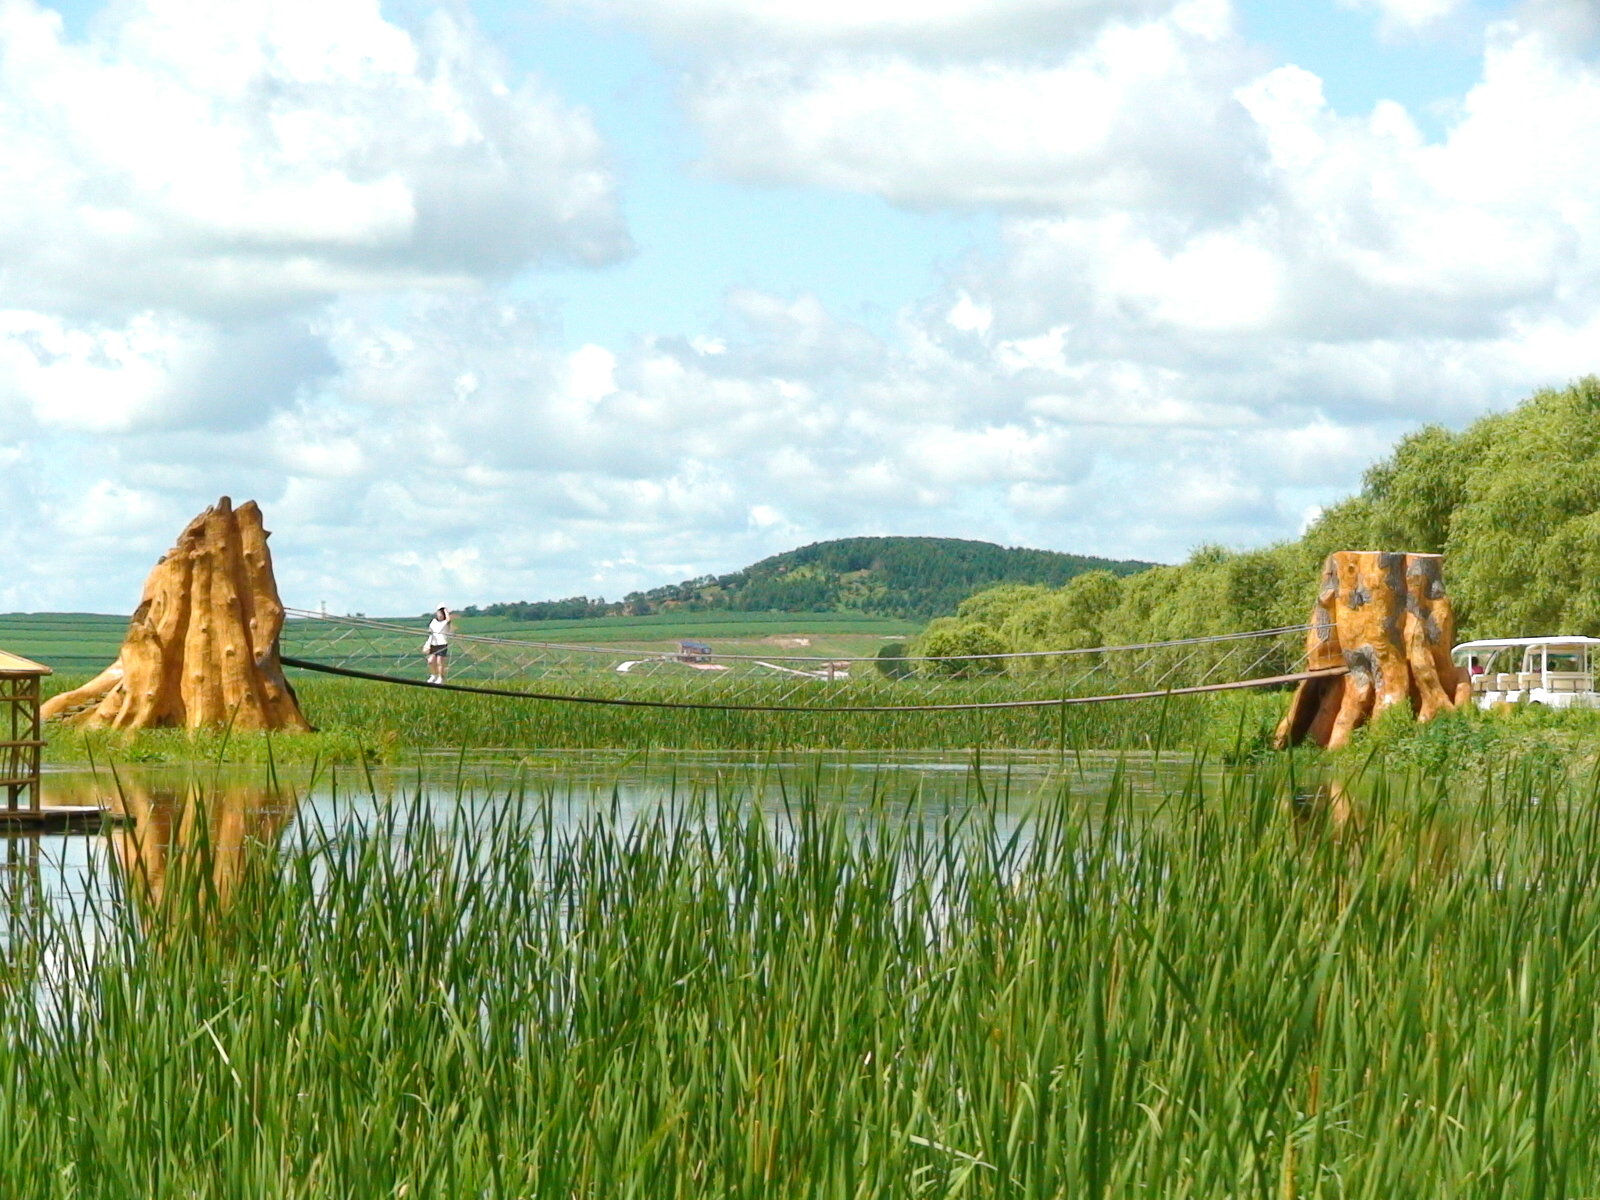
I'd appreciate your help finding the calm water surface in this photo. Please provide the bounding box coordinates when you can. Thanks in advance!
[4,749,1210,949]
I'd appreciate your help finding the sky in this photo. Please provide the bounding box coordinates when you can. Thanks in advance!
[3,0,1597,615]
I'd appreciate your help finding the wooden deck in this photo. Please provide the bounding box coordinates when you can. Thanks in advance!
[0,805,125,833]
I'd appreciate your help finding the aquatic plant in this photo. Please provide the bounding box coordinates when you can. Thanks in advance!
[2,755,1599,1195]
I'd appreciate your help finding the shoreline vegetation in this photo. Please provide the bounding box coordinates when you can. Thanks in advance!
[34,668,1600,779]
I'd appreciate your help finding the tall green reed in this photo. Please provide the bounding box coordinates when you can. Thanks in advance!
[4,755,1600,1195]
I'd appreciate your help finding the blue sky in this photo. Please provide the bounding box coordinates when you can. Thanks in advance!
[478,3,1004,347]
[465,0,1513,346]
[4,0,1598,613]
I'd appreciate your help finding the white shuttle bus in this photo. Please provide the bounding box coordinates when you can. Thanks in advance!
[1452,636,1600,709]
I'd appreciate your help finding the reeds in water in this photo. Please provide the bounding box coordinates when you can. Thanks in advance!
[3,757,1600,1196]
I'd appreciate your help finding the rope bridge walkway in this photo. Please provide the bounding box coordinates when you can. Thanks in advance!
[279,611,1344,714]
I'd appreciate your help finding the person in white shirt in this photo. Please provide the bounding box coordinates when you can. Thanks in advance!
[424,606,452,684]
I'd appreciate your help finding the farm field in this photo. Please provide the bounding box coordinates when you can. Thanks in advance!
[0,609,920,676]
[447,608,919,659]
[0,612,130,673]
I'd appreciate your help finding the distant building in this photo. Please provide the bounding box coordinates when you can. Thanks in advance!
[678,640,712,663]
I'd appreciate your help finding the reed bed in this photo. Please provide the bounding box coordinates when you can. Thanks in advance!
[39,672,1287,762]
[4,756,1600,1196]
[292,676,1286,757]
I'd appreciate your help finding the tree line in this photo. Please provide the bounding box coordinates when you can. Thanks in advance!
[916,377,1600,664]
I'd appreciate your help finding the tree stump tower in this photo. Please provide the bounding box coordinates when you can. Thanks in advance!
[42,498,311,732]
[1275,551,1472,750]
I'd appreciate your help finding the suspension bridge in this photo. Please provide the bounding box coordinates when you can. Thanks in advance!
[278,610,1345,714]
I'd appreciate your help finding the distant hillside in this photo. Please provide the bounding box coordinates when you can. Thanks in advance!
[467,537,1156,622]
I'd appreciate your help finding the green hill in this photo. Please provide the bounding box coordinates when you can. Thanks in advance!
[469,537,1155,622]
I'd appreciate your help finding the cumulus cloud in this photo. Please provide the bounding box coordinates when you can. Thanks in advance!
[0,0,628,322]
[682,1,1263,216]
[12,0,1600,621]
[0,0,635,563]
[1515,0,1600,47]
[0,310,335,435]
[883,7,1600,476]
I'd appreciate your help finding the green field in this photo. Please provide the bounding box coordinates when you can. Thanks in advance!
[19,606,1304,764]
[448,609,919,660]
[0,612,131,673]
[0,610,919,677]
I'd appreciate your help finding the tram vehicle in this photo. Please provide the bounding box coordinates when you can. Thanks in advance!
[1451,636,1600,709]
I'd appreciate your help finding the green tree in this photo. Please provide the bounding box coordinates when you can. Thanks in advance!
[916,619,1009,677]
[1001,571,1123,657]
[1448,378,1600,635]
[875,642,913,680]
[957,583,1050,629]
[1362,424,1474,554]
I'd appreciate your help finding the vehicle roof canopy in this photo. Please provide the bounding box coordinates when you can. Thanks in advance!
[1453,636,1600,653]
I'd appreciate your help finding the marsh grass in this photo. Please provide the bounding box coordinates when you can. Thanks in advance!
[42,673,1291,763]
[5,756,1600,1196]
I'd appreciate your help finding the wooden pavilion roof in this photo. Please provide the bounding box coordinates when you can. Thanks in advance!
[0,650,51,676]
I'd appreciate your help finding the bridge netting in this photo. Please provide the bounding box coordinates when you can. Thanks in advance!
[279,610,1337,713]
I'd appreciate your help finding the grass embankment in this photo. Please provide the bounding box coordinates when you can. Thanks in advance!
[6,757,1600,1195]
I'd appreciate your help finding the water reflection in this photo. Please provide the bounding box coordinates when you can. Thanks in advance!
[28,771,293,932]
[0,834,49,967]
[0,748,1182,952]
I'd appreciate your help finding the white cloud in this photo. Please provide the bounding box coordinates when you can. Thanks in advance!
[1340,0,1465,36]
[0,309,333,434]
[14,0,1600,622]
[683,1,1262,215]
[567,345,620,403]
[0,0,627,322]
[948,294,993,336]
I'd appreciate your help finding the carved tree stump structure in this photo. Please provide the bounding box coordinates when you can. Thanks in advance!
[41,498,310,732]
[1275,551,1472,750]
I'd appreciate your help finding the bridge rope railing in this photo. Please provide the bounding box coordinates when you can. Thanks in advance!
[279,610,1337,714]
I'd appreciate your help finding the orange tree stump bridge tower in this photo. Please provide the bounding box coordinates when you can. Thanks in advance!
[41,497,310,733]
[1275,550,1472,750]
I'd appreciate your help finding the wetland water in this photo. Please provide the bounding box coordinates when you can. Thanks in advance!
[13,747,1590,1195]
[8,749,1196,941]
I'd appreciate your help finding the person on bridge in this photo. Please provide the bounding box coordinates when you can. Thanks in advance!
[424,606,452,684]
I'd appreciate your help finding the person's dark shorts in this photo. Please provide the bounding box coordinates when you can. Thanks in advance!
[426,644,449,657]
